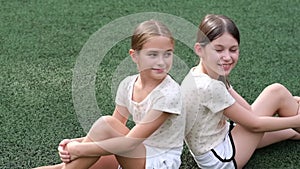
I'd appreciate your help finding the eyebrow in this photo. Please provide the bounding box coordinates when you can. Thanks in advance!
[214,44,238,48]
[145,48,174,52]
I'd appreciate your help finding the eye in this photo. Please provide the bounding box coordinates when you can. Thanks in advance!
[164,51,173,58]
[148,53,158,58]
[215,49,223,53]
[230,47,239,53]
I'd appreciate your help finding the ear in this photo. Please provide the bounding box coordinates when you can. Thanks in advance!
[194,42,203,57]
[129,49,138,64]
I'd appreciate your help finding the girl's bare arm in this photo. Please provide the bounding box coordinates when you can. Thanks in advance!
[224,102,300,132]
[67,109,170,159]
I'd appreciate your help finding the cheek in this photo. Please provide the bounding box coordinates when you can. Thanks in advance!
[233,53,239,62]
[166,57,173,64]
[207,50,220,61]
[139,56,154,63]
[136,58,153,69]
[207,54,220,64]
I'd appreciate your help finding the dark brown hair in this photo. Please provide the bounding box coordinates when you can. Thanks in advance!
[197,14,240,46]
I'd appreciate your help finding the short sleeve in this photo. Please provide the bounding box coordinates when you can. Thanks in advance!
[202,80,235,113]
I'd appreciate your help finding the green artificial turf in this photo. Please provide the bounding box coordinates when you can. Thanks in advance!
[1,0,299,168]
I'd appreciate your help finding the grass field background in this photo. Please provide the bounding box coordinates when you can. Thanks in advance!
[1,0,300,168]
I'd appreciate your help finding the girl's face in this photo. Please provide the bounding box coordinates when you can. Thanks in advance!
[196,32,239,78]
[130,36,174,80]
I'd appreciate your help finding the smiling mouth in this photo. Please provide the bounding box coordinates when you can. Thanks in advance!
[218,64,231,71]
[152,68,165,73]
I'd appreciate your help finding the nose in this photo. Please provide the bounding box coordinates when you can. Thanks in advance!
[221,50,231,61]
[157,54,165,66]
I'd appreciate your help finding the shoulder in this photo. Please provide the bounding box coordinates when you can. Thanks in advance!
[151,75,181,101]
[118,74,138,87]
[166,75,180,88]
[181,69,218,92]
[160,75,181,95]
[121,74,138,83]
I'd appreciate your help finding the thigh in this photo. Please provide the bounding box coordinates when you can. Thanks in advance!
[231,125,263,169]
[89,155,119,169]
[116,144,146,169]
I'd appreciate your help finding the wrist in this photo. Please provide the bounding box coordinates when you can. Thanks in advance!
[67,141,81,158]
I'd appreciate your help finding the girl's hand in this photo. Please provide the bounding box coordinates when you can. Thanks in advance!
[64,141,80,162]
[58,139,72,163]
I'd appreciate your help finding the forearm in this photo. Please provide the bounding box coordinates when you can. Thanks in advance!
[69,136,144,158]
[253,116,300,132]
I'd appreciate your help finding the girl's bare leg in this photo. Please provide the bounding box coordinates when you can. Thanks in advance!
[32,163,64,169]
[61,116,128,169]
[254,83,300,148]
[89,155,119,169]
[63,116,146,169]
[251,83,299,117]
[232,83,300,168]
[255,84,300,148]
[257,129,300,148]
[231,125,263,169]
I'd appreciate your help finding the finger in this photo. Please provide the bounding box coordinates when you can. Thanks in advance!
[59,153,71,162]
[58,146,66,152]
[59,154,71,159]
[59,151,69,156]
[58,147,70,158]
[61,157,71,163]
[59,139,71,146]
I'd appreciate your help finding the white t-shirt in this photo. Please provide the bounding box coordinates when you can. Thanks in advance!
[181,68,235,156]
[116,74,185,148]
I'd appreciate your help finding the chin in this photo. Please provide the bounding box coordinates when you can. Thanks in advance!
[226,70,232,76]
[220,69,231,76]
[153,74,167,80]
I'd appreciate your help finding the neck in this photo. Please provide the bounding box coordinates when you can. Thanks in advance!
[197,61,219,79]
[136,73,165,90]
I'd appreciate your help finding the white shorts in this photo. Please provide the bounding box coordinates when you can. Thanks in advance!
[118,145,182,169]
[193,132,237,169]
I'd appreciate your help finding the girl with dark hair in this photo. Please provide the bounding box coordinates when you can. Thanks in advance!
[182,14,300,169]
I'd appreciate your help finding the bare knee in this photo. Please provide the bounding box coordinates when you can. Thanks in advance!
[265,83,291,99]
[266,83,286,93]
[87,116,128,141]
[102,115,119,125]
[90,116,113,131]
[88,116,117,139]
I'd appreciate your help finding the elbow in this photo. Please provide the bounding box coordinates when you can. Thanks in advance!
[245,120,264,132]
[126,143,138,152]
[249,126,263,133]
[124,137,144,152]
